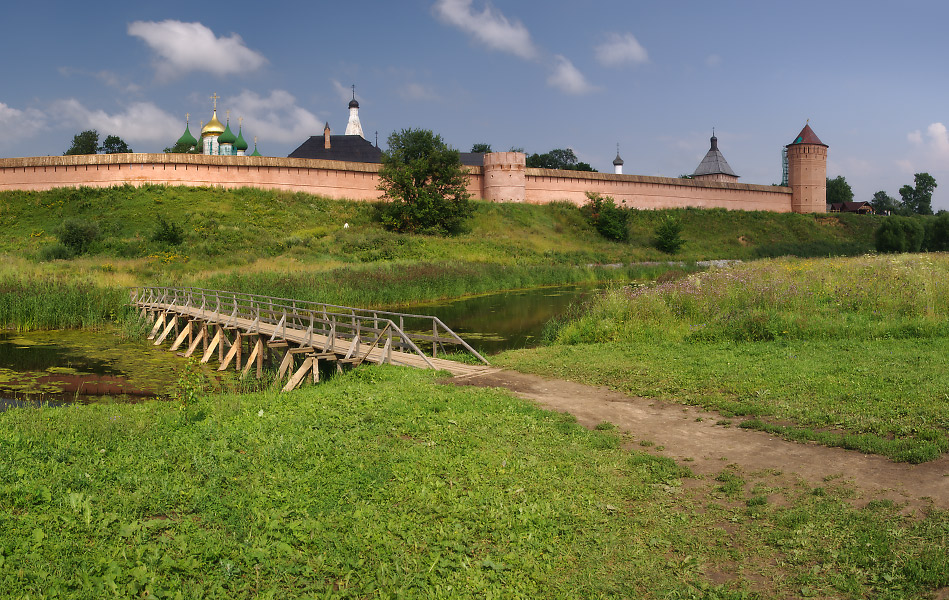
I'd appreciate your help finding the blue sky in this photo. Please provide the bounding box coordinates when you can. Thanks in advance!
[2,0,948,209]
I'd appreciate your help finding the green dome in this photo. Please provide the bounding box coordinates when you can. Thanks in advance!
[251,144,262,157]
[218,121,237,145]
[176,123,198,148]
[235,127,249,151]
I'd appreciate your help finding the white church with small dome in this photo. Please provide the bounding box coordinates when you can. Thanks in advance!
[174,93,261,157]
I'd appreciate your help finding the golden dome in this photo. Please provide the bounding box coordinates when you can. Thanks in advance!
[201,109,225,137]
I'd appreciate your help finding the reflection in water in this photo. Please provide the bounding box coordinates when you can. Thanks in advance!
[395,285,604,355]
[0,330,179,407]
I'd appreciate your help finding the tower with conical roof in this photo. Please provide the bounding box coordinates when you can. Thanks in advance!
[613,144,624,175]
[201,93,225,155]
[218,111,237,156]
[692,131,738,182]
[786,122,828,213]
[235,117,248,156]
[345,85,365,138]
[175,113,198,152]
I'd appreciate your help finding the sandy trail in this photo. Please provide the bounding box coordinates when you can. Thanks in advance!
[455,370,949,511]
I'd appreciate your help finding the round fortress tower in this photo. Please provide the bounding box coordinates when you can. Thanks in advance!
[786,123,828,213]
[482,152,526,202]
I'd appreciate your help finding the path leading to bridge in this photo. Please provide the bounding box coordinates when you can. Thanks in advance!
[456,370,949,513]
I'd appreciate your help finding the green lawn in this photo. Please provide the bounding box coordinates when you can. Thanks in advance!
[1,366,946,598]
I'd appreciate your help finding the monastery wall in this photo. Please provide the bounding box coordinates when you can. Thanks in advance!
[525,169,792,212]
[0,153,793,212]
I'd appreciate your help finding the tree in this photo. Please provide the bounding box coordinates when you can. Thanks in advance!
[826,175,854,205]
[470,143,492,153]
[874,216,925,253]
[870,191,899,215]
[899,173,937,215]
[923,212,949,251]
[378,128,472,235]
[580,192,628,241]
[64,130,100,155]
[526,148,597,172]
[101,135,132,154]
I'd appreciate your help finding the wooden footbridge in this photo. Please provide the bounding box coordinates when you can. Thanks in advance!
[131,286,497,391]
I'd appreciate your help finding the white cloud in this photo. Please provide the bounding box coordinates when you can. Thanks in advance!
[433,0,538,60]
[0,103,46,147]
[397,83,441,101]
[128,20,267,80]
[705,54,722,68]
[547,55,597,95]
[331,80,362,105]
[903,122,949,172]
[53,99,180,144]
[226,90,322,144]
[594,32,648,67]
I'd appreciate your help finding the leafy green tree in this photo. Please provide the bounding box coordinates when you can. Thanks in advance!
[378,128,472,235]
[874,216,925,253]
[64,130,100,155]
[526,148,597,172]
[826,175,854,205]
[899,173,937,215]
[101,135,132,154]
[870,191,899,215]
[654,215,685,254]
[470,143,492,153]
[923,212,949,251]
[580,192,628,241]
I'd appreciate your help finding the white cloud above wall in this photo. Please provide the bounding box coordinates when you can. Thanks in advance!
[433,0,538,60]
[226,90,323,144]
[594,33,649,67]
[0,103,47,149]
[128,20,267,80]
[52,99,180,144]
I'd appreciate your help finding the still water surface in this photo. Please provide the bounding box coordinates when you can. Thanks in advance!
[395,284,606,355]
[0,329,181,405]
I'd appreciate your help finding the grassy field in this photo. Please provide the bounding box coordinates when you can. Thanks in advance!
[0,366,946,598]
[499,253,949,462]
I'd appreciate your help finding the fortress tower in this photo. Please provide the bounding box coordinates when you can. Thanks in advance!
[482,152,526,202]
[786,123,828,213]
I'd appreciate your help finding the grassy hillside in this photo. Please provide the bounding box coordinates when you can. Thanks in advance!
[0,184,878,328]
[1,185,878,271]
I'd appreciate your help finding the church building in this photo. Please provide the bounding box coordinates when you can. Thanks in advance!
[174,93,261,156]
[289,88,383,163]
[691,131,738,182]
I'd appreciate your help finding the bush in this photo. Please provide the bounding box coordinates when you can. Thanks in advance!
[875,216,925,253]
[923,213,949,251]
[580,192,628,241]
[56,219,100,255]
[151,215,185,245]
[654,215,685,254]
[38,243,75,261]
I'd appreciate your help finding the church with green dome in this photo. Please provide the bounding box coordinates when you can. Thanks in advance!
[173,93,260,157]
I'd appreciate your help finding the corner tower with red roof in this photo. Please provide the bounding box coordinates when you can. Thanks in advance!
[786,123,828,213]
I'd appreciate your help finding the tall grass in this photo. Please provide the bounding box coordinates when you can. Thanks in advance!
[192,262,682,309]
[0,274,128,331]
[551,253,949,344]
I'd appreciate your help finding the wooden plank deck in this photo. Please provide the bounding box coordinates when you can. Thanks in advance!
[144,301,498,379]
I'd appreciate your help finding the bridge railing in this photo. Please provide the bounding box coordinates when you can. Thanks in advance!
[131,286,489,366]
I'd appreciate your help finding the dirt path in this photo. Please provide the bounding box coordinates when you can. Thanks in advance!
[455,370,949,512]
